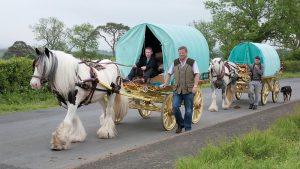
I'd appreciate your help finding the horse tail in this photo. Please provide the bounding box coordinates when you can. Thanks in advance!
[113,85,129,124]
[225,82,236,106]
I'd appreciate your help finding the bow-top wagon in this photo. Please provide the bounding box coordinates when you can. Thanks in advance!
[228,42,281,105]
[115,23,210,130]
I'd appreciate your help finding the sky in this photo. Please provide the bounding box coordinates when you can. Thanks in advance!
[0,0,211,51]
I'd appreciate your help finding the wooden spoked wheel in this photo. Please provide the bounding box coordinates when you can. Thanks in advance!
[161,94,176,130]
[261,82,269,105]
[137,100,152,118]
[192,88,204,124]
[272,80,280,103]
[235,92,242,100]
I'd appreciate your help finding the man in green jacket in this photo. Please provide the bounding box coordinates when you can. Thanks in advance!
[161,46,199,133]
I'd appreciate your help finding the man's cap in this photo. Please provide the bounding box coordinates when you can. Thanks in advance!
[255,56,260,60]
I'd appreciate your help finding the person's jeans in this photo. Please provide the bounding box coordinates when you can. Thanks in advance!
[172,92,194,131]
[248,80,262,106]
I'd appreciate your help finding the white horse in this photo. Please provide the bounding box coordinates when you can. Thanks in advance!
[208,58,238,112]
[30,48,128,150]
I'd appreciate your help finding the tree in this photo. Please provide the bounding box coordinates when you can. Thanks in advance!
[192,21,217,58]
[273,0,300,49]
[96,22,130,56]
[30,17,68,51]
[204,0,300,58]
[204,0,280,57]
[67,23,99,56]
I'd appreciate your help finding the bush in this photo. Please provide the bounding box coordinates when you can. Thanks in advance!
[282,60,300,72]
[0,57,33,93]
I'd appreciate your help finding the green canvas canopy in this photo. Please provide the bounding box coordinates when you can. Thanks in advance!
[228,42,280,77]
[115,23,209,78]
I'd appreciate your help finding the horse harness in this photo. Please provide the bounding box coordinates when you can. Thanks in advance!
[73,60,122,107]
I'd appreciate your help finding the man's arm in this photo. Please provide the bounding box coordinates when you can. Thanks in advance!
[146,58,157,70]
[256,64,264,75]
[193,73,200,87]
[136,57,144,68]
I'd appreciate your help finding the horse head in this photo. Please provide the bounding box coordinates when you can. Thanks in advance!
[209,57,224,77]
[30,48,57,89]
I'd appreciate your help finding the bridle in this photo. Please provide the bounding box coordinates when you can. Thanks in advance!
[210,59,225,80]
[32,57,47,82]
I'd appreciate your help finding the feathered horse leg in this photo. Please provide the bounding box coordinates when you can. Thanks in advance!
[50,89,87,150]
[208,86,218,112]
[97,93,116,139]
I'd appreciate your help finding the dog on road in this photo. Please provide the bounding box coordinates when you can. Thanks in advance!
[280,86,292,102]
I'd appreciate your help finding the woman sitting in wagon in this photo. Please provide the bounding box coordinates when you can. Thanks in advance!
[125,47,159,83]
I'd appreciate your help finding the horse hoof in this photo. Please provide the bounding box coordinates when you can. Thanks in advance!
[208,108,218,112]
[51,144,64,151]
[97,129,114,139]
[51,132,70,150]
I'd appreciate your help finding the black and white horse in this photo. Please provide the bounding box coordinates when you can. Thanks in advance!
[30,48,128,150]
[208,58,238,112]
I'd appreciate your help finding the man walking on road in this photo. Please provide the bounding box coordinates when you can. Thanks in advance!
[160,46,199,133]
[248,56,264,110]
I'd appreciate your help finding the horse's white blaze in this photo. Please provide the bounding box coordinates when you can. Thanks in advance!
[30,67,42,89]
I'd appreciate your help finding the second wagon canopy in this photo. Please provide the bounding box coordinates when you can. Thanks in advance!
[115,23,209,77]
[228,42,280,77]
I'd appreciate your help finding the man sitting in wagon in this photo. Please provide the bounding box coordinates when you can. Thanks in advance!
[125,47,159,83]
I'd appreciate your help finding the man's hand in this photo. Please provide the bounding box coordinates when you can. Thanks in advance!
[133,64,137,68]
[192,85,198,94]
[141,66,146,70]
[160,83,167,88]
[254,65,260,70]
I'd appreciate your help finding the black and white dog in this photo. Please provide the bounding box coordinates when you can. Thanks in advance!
[280,86,292,102]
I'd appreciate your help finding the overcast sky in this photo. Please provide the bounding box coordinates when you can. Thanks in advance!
[0,0,211,50]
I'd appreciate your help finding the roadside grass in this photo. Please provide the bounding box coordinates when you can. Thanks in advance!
[280,71,300,79]
[0,90,57,115]
[175,107,300,169]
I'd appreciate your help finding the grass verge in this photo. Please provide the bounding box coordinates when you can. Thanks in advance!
[280,71,300,79]
[175,107,300,169]
[0,90,57,115]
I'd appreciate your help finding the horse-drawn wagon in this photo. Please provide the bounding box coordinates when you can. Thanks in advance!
[29,23,210,150]
[228,42,281,105]
[115,23,210,130]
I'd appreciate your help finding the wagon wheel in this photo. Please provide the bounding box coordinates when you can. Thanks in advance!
[261,82,269,105]
[235,92,242,100]
[161,94,176,130]
[137,100,152,118]
[192,88,204,124]
[272,80,280,103]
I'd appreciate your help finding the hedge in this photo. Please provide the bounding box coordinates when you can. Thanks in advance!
[282,60,300,73]
[0,58,34,93]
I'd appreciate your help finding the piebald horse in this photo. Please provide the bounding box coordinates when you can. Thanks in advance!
[30,48,128,150]
[208,58,238,112]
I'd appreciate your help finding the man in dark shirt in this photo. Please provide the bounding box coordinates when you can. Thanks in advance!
[126,47,158,83]
[248,56,264,110]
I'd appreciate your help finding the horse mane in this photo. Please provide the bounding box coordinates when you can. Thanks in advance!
[48,50,81,98]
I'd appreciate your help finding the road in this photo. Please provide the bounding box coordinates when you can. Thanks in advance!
[0,78,299,169]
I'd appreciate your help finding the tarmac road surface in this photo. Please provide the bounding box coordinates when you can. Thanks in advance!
[0,78,299,169]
